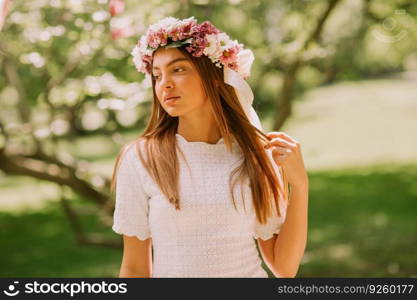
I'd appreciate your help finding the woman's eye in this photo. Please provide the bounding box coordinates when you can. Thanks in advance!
[153,67,184,80]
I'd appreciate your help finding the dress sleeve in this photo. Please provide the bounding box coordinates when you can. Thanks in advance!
[112,142,151,240]
[254,149,289,241]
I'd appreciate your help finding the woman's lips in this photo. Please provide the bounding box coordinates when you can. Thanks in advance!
[165,96,180,104]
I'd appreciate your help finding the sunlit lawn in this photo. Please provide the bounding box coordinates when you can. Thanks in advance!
[299,164,417,277]
[1,77,416,277]
[0,203,122,277]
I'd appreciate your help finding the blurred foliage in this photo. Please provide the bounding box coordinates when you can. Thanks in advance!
[1,0,416,140]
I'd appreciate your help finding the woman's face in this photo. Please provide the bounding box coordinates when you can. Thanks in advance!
[152,47,209,117]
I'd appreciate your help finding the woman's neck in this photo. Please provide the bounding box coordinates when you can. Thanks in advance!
[176,116,221,144]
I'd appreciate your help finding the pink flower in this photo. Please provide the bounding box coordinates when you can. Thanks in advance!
[186,35,208,57]
[185,21,220,57]
[109,0,125,17]
[169,27,180,41]
[147,31,161,49]
[111,27,133,40]
[220,45,239,65]
[178,21,195,38]
[198,21,220,35]
[155,30,168,46]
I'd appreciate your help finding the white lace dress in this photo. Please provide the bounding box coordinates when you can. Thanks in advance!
[112,133,288,278]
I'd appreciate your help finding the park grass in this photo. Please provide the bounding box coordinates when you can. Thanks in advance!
[1,162,416,277]
[299,163,417,277]
[0,203,122,277]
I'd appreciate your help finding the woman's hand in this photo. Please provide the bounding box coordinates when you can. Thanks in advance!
[264,131,308,189]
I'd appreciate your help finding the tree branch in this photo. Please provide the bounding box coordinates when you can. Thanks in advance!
[272,0,342,130]
[305,0,341,48]
[0,149,109,207]
[60,194,121,248]
[2,56,30,123]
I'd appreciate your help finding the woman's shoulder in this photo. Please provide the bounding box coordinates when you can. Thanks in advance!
[119,137,148,169]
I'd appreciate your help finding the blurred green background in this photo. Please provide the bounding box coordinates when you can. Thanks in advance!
[0,0,416,277]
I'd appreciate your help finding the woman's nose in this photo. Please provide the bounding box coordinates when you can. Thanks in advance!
[160,75,174,89]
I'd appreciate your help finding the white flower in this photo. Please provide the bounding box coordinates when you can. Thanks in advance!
[217,32,234,51]
[138,35,152,56]
[148,16,179,33]
[203,34,222,60]
[179,16,197,28]
[131,44,143,72]
[237,49,254,78]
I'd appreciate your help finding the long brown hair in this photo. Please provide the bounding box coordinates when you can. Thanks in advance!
[110,45,288,224]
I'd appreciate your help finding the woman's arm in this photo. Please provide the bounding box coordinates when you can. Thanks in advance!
[258,131,309,277]
[119,235,153,278]
[262,184,308,278]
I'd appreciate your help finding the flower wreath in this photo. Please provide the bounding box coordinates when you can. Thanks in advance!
[130,16,254,80]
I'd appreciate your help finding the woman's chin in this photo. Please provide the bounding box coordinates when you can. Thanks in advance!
[166,110,181,117]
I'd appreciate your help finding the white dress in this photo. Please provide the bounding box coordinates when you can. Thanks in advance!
[112,133,288,278]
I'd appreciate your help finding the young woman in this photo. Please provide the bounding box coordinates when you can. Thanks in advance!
[111,17,309,278]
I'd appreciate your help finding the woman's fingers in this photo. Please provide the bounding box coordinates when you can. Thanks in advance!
[264,132,299,167]
[270,146,291,166]
[273,154,288,165]
[270,146,292,155]
[266,131,299,145]
[265,137,296,149]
